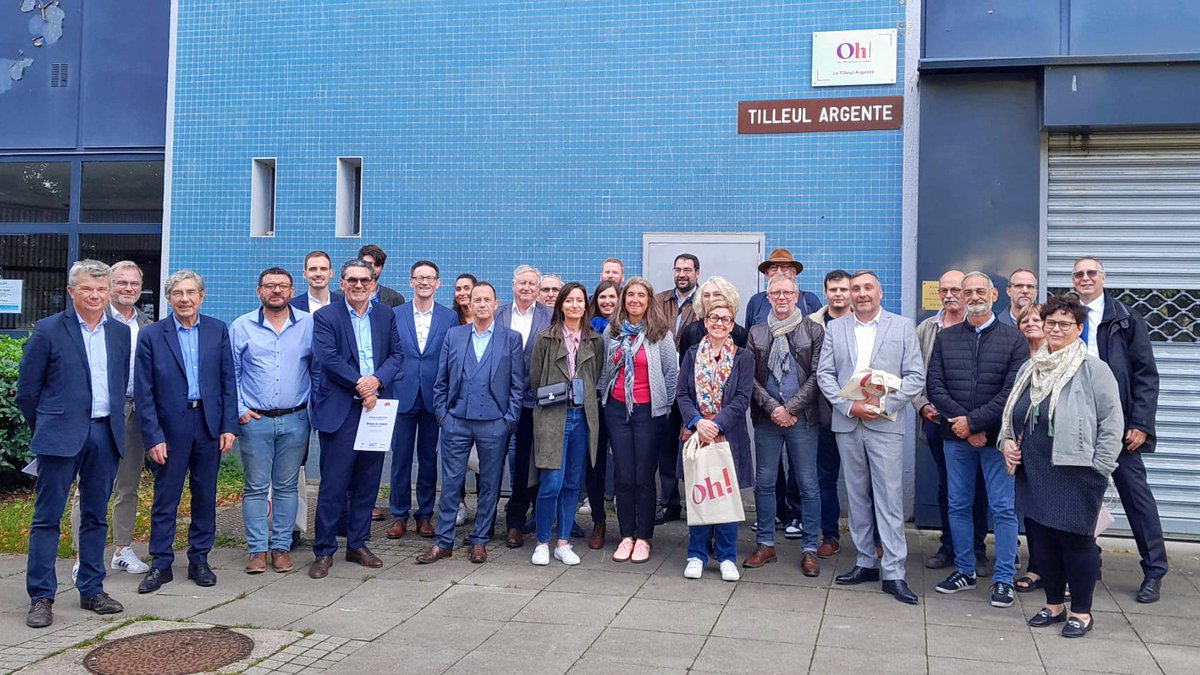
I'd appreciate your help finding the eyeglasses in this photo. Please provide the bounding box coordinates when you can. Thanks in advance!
[961,288,991,298]
[767,290,797,298]
[672,267,696,274]
[540,287,561,293]
[1072,269,1101,280]
[112,280,141,288]
[410,275,438,283]
[169,289,200,299]
[1043,320,1078,331]
[343,277,373,286]
[706,315,733,326]
[937,287,962,296]
[259,283,292,291]
[1009,283,1037,291]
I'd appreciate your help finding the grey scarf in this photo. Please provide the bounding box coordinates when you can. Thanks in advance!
[766,310,806,384]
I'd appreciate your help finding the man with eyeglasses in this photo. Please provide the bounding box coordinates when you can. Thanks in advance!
[231,267,313,574]
[538,273,564,308]
[386,261,457,541]
[744,248,823,327]
[998,269,1039,326]
[1072,256,1166,603]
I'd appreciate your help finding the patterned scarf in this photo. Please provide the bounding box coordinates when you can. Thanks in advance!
[1000,339,1087,443]
[615,320,646,416]
[766,309,806,384]
[696,337,735,417]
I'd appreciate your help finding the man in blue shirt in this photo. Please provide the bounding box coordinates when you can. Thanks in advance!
[231,267,314,574]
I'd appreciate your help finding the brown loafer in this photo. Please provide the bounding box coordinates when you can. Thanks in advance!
[801,551,821,577]
[416,517,435,538]
[245,552,267,574]
[346,546,383,568]
[416,545,452,564]
[505,528,524,549]
[469,544,488,564]
[587,522,606,550]
[386,519,407,539]
[270,550,294,573]
[743,545,778,568]
[308,555,333,579]
[817,538,840,559]
[371,507,386,521]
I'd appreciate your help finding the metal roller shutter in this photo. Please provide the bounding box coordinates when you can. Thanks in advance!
[1047,131,1200,538]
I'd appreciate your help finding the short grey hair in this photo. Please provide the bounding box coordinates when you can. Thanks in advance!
[110,260,143,278]
[164,269,205,296]
[68,260,111,289]
[1073,255,1105,272]
[341,259,377,280]
[697,275,740,317]
[539,273,563,286]
[962,270,995,291]
[513,264,541,282]
[766,272,799,292]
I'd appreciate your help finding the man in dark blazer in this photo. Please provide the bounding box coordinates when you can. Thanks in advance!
[308,260,404,578]
[494,264,551,547]
[386,260,457,539]
[291,250,343,313]
[418,282,525,564]
[136,270,239,594]
[359,243,407,308]
[17,260,130,628]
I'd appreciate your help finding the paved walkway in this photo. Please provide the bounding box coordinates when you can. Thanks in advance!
[1,509,1199,674]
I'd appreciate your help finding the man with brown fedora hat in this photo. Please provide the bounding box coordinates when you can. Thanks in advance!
[744,248,823,328]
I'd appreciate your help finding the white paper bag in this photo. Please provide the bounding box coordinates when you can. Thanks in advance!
[682,435,745,526]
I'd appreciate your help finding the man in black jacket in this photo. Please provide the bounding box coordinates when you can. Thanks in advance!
[359,244,407,309]
[927,271,1029,609]
[1073,256,1166,603]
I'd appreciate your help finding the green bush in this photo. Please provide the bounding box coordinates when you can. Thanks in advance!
[0,335,33,488]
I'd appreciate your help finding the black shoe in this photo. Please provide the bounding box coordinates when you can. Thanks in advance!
[925,548,954,570]
[653,507,681,526]
[882,579,919,605]
[138,567,173,594]
[80,592,124,615]
[935,570,977,594]
[1062,615,1094,638]
[570,521,586,539]
[1027,607,1067,628]
[25,599,53,628]
[990,581,1015,608]
[188,562,217,587]
[1136,577,1161,604]
[835,566,881,585]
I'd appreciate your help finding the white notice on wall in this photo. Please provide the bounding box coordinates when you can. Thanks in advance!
[0,279,23,314]
[812,28,898,87]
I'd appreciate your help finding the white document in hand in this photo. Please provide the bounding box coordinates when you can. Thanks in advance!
[354,399,400,451]
[836,368,903,421]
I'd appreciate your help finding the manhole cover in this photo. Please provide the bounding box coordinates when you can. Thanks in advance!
[84,628,254,675]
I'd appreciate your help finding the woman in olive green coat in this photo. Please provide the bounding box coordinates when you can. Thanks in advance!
[529,282,604,566]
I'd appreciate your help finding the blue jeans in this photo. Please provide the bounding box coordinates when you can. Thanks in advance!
[688,523,738,565]
[536,408,588,543]
[945,438,1018,583]
[816,424,840,540]
[754,419,819,550]
[240,409,310,553]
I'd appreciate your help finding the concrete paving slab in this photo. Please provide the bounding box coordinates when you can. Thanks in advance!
[460,559,567,590]
[726,582,828,614]
[192,596,316,629]
[817,614,926,654]
[927,656,1047,674]
[478,620,603,660]
[287,605,408,640]
[544,567,649,597]
[824,586,927,621]
[634,568,737,604]
[711,605,821,645]
[418,584,538,621]
[808,646,927,674]
[328,578,447,616]
[247,574,363,607]
[1033,630,1161,673]
[925,594,1035,631]
[926,624,1041,666]
[610,597,722,635]
[376,612,504,651]
[1125,611,1200,647]
[567,655,689,675]
[1146,643,1200,675]
[581,626,705,670]
[692,635,815,675]
[512,590,628,626]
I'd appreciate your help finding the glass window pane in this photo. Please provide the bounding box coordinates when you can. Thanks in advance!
[81,161,164,223]
[0,234,69,330]
[0,162,71,223]
[79,234,162,318]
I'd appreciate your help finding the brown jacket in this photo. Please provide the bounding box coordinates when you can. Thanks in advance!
[747,317,826,426]
[654,288,698,349]
[530,327,603,470]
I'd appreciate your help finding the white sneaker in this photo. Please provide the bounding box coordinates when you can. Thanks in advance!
[684,557,704,579]
[455,502,469,526]
[554,544,581,566]
[71,560,79,584]
[720,560,741,582]
[111,547,150,574]
[531,543,550,566]
[578,498,591,516]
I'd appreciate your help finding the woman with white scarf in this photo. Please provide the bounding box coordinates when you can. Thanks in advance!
[1000,295,1123,639]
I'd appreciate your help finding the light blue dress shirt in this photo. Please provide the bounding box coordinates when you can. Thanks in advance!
[79,312,111,419]
[347,301,375,376]
[231,307,313,418]
[174,315,202,400]
[471,321,495,361]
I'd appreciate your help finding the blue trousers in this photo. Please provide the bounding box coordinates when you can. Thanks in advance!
[389,400,440,522]
[239,409,309,553]
[945,438,1018,583]
[150,407,220,569]
[688,523,738,565]
[926,419,987,554]
[755,419,819,551]
[816,424,841,540]
[27,421,119,602]
[535,408,588,543]
[313,405,386,556]
[435,415,509,548]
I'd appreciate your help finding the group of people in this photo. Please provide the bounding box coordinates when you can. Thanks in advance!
[15,243,1165,641]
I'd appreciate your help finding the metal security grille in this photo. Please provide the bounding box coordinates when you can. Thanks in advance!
[1047,131,1200,538]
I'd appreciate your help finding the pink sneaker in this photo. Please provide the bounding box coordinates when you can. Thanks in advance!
[612,537,635,562]
[631,539,651,564]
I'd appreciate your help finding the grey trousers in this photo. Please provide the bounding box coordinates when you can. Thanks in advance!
[70,399,145,551]
[835,423,908,581]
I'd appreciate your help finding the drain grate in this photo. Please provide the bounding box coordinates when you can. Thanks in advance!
[84,628,254,675]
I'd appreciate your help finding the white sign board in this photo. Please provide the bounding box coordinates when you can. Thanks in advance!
[0,279,23,314]
[811,28,897,87]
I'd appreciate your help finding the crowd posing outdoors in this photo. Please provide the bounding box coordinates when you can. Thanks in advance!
[16,244,1165,643]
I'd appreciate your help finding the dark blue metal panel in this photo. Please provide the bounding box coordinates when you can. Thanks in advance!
[79,2,169,148]
[0,2,81,150]
[923,0,1060,60]
[1070,0,1200,56]
[1044,64,1200,128]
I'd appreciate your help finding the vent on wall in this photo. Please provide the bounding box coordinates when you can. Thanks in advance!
[50,63,68,88]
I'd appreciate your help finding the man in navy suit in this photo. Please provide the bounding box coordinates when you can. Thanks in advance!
[136,270,239,593]
[17,260,131,628]
[493,264,550,548]
[291,250,343,314]
[417,282,525,564]
[307,260,404,578]
[386,260,457,540]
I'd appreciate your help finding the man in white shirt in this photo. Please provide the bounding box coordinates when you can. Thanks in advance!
[292,251,343,313]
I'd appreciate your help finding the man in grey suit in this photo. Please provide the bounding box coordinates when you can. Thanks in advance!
[816,271,925,604]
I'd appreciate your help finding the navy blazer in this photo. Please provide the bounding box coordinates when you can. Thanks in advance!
[135,314,239,449]
[495,301,551,405]
[432,322,525,427]
[290,291,343,314]
[392,301,458,414]
[311,300,404,434]
[676,344,756,487]
[16,309,131,458]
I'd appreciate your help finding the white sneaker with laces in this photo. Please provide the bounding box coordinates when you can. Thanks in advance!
[71,560,79,584]
[684,557,704,579]
[578,498,591,516]
[455,502,469,526]
[720,560,741,582]
[111,547,150,574]
[531,543,550,566]
[554,544,581,566]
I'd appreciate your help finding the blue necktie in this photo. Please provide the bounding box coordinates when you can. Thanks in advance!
[1080,308,1089,346]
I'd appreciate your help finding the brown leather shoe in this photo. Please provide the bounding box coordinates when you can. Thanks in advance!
[506,528,524,549]
[587,522,606,550]
[469,544,488,564]
[371,507,386,521]
[270,550,294,573]
[245,552,267,574]
[416,517,434,538]
[801,552,821,577]
[386,519,407,539]
[308,555,333,579]
[416,545,452,564]
[817,538,840,559]
[743,545,778,568]
[346,546,383,568]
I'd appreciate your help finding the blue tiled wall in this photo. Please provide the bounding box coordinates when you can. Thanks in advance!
[170,1,905,321]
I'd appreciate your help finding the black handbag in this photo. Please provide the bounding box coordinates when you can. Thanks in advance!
[536,381,570,407]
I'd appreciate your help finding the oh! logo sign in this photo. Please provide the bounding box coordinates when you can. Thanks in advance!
[836,41,871,60]
[691,468,734,505]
